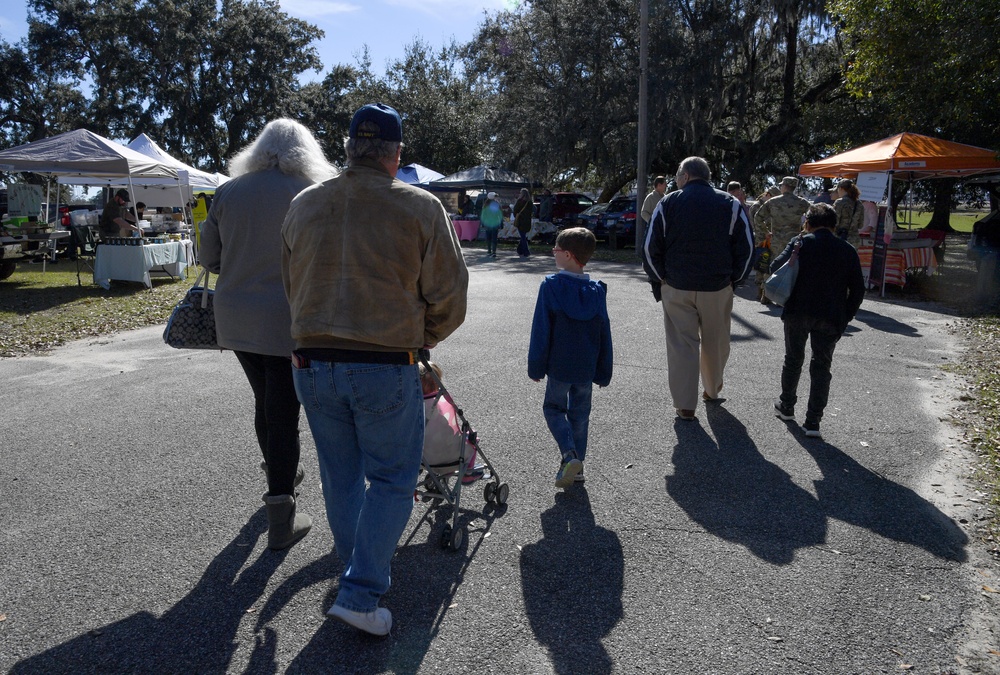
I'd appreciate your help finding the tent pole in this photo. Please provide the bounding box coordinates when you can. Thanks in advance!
[175,180,186,226]
[126,175,138,237]
[882,172,894,297]
[44,178,51,225]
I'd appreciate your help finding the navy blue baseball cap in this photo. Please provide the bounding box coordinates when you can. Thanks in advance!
[349,103,402,142]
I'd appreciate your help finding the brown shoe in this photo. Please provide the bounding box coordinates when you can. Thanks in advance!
[702,392,725,403]
[676,409,696,421]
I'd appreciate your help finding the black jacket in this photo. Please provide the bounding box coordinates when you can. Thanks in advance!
[771,228,865,330]
[641,179,754,292]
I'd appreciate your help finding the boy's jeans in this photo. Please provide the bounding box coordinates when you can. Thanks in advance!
[543,377,593,463]
[292,360,424,613]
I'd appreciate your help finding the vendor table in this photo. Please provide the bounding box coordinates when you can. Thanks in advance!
[93,241,189,290]
[858,239,938,288]
[452,219,480,241]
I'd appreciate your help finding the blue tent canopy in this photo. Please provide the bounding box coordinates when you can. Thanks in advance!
[396,163,445,185]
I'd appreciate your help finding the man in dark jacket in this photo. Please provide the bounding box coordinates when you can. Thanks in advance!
[771,202,865,440]
[641,156,754,421]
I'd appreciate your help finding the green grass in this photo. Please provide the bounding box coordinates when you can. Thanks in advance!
[0,263,192,357]
[894,209,983,233]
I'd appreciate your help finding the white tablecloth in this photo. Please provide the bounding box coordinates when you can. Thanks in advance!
[93,242,188,289]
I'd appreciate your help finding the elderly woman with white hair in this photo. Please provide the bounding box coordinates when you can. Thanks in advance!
[200,118,336,550]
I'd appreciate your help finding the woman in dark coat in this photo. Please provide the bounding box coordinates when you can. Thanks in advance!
[514,187,533,257]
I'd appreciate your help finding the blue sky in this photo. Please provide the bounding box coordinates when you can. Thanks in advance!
[0,0,516,80]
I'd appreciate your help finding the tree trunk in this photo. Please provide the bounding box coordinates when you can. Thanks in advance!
[927,179,956,232]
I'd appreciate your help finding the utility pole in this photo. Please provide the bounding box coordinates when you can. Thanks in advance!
[636,0,649,258]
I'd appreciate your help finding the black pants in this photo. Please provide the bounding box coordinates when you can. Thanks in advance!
[234,351,301,496]
[779,314,842,424]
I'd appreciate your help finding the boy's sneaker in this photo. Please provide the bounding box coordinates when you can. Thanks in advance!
[574,466,586,483]
[327,603,392,636]
[803,420,823,439]
[555,458,583,488]
[773,399,795,421]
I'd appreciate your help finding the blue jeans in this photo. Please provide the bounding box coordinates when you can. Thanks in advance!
[292,360,424,613]
[542,378,593,463]
[517,231,530,256]
[484,227,499,255]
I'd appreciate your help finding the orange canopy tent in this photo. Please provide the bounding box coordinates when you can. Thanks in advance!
[798,132,1000,180]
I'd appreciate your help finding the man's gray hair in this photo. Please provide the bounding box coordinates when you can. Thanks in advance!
[678,156,711,182]
[345,121,401,163]
[228,118,336,183]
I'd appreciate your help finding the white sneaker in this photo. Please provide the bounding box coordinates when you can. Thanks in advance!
[327,603,392,636]
[554,458,583,488]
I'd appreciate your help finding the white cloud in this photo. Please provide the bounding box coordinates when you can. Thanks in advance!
[280,0,361,19]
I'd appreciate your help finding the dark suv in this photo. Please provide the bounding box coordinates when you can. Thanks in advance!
[536,192,595,225]
[593,196,637,248]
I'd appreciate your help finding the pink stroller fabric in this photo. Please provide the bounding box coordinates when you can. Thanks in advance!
[423,393,477,474]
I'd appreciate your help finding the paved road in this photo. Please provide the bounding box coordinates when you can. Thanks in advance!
[1,250,995,673]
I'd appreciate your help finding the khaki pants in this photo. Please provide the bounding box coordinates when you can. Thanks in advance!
[660,283,734,411]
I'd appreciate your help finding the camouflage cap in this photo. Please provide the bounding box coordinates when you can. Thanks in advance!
[779,176,799,189]
[766,186,781,197]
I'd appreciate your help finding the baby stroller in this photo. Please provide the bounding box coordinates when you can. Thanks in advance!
[415,353,509,551]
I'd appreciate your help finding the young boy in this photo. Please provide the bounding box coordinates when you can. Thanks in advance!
[528,227,613,488]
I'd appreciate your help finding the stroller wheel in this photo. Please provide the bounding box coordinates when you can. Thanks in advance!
[483,482,496,503]
[440,525,452,549]
[495,483,510,506]
[449,526,465,551]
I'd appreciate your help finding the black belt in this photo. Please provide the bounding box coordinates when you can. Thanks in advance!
[293,348,418,367]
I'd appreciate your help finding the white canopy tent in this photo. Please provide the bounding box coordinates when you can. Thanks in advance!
[48,133,228,210]
[0,129,180,223]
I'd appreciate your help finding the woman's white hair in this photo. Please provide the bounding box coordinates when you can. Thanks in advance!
[228,118,337,183]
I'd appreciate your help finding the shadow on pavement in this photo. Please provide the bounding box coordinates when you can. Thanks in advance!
[11,509,285,674]
[793,430,968,562]
[667,406,827,565]
[285,500,505,673]
[519,489,623,675]
[853,308,921,336]
[666,404,968,566]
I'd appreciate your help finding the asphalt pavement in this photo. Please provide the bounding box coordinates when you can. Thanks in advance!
[1,248,997,673]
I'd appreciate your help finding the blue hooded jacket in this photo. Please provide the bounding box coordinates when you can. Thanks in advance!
[528,272,613,386]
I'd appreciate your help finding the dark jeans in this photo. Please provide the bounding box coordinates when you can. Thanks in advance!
[234,351,301,496]
[517,231,530,256]
[779,314,842,424]
[485,227,499,255]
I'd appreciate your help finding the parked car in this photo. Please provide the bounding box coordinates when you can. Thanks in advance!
[534,192,596,224]
[569,202,610,231]
[593,195,637,248]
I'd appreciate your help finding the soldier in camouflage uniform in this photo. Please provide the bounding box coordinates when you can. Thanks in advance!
[753,177,810,303]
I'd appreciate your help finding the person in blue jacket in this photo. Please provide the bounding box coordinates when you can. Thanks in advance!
[528,227,614,488]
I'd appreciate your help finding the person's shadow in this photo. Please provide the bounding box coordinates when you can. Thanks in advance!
[795,432,968,561]
[666,406,827,564]
[11,509,286,674]
[520,489,624,675]
[284,500,505,673]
